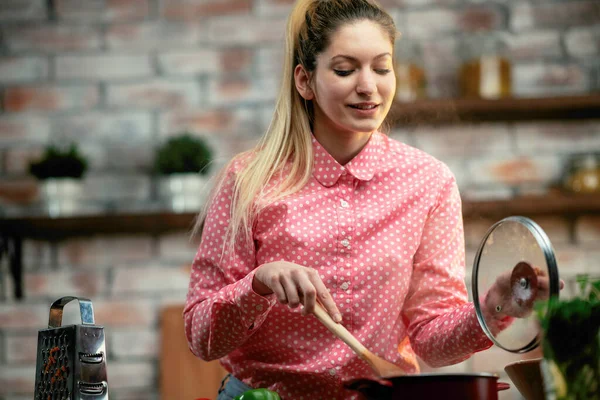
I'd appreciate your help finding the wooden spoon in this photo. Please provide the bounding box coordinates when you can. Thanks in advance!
[313,303,405,378]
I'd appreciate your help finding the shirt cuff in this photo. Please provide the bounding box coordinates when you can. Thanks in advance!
[233,270,277,330]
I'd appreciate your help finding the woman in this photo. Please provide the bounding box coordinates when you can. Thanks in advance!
[184,0,551,398]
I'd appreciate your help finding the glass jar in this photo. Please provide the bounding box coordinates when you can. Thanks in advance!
[563,153,600,194]
[458,33,512,99]
[394,39,427,102]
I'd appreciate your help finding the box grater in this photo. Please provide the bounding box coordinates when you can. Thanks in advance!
[34,296,109,400]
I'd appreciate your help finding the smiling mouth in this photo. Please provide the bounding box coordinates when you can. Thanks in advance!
[348,104,379,110]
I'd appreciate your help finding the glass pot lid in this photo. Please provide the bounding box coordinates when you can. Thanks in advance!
[472,216,560,353]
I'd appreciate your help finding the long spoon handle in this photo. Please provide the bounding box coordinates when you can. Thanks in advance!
[312,303,368,358]
[313,302,407,378]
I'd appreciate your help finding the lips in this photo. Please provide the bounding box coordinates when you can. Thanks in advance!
[348,103,379,110]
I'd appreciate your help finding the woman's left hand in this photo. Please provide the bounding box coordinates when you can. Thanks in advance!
[483,262,565,319]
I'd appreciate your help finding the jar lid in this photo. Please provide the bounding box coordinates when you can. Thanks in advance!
[472,216,561,353]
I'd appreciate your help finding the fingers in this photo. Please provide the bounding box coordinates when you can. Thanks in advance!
[280,274,301,308]
[317,291,342,322]
[536,277,565,300]
[280,269,340,322]
[256,262,340,320]
[262,271,287,304]
[298,270,317,315]
[537,276,550,300]
[272,267,320,312]
[532,266,565,289]
[306,271,341,322]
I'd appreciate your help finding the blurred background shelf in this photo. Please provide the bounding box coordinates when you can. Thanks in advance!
[0,210,199,240]
[462,191,600,219]
[2,192,600,240]
[389,94,600,126]
[3,191,599,298]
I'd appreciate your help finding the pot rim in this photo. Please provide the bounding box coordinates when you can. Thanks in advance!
[388,372,498,378]
[344,372,500,386]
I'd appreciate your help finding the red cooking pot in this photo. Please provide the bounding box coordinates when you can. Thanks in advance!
[314,301,513,400]
[344,373,511,400]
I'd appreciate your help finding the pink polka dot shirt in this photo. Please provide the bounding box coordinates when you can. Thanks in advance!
[184,132,494,399]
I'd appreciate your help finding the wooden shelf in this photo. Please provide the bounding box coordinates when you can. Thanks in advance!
[2,193,600,240]
[0,210,199,240]
[462,192,600,220]
[388,94,600,125]
[2,192,599,300]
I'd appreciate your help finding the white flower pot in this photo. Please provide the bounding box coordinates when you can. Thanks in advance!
[39,178,85,216]
[158,173,210,212]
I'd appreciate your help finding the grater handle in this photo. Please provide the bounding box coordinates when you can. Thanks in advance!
[49,296,95,328]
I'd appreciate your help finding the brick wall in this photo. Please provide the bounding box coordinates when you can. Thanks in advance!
[0,0,599,399]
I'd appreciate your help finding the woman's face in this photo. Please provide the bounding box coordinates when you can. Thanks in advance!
[307,19,395,140]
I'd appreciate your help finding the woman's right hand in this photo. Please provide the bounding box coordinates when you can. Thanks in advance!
[253,261,342,322]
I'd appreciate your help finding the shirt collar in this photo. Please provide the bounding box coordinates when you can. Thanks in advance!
[312,132,386,187]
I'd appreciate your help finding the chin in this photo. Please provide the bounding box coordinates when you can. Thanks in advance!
[346,121,382,134]
[342,113,386,132]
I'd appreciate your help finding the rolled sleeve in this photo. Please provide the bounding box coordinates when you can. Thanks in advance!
[403,167,493,367]
[233,270,278,331]
[184,160,276,361]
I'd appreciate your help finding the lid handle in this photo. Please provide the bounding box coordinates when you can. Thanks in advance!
[48,296,95,328]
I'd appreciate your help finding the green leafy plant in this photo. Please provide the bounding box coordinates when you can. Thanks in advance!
[154,133,213,175]
[537,274,600,400]
[29,143,88,180]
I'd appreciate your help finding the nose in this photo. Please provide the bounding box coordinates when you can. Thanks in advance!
[356,70,376,96]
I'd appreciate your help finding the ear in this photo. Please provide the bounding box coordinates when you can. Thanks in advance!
[294,64,314,100]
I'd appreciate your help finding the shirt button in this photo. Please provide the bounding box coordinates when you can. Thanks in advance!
[329,368,337,376]
[340,200,349,208]
[341,282,349,290]
[341,239,350,247]
[255,304,263,311]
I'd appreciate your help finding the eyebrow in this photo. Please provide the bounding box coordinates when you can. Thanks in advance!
[331,52,392,62]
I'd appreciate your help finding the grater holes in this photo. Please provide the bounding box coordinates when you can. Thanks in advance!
[41,345,70,391]
[36,370,70,400]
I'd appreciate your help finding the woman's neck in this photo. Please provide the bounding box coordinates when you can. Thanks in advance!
[313,130,373,165]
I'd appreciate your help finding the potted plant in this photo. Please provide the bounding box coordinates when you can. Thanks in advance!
[154,133,214,212]
[537,274,600,400]
[28,143,89,215]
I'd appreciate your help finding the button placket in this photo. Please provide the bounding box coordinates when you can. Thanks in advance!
[336,175,356,331]
[335,179,352,293]
[337,176,353,254]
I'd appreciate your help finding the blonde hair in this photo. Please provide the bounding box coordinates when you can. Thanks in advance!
[193,0,397,251]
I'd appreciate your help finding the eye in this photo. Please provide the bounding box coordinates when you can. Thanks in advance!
[334,69,353,77]
[375,69,392,75]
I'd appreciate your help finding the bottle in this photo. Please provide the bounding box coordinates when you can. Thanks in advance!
[563,153,600,194]
[394,38,427,102]
[459,32,512,99]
